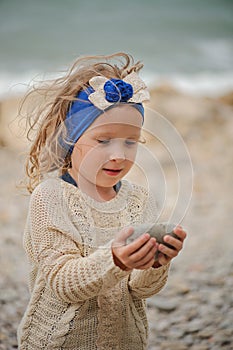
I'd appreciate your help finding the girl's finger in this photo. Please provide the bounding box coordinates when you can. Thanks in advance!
[158,243,178,259]
[134,256,157,270]
[129,238,157,263]
[173,227,187,241]
[157,252,170,265]
[113,226,135,247]
[124,233,152,254]
[163,235,183,251]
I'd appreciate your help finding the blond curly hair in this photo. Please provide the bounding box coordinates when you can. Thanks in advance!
[22,52,144,193]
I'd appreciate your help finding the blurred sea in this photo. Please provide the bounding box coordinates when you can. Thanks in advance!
[0,0,233,97]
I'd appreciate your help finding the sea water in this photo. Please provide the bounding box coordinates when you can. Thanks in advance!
[0,0,232,97]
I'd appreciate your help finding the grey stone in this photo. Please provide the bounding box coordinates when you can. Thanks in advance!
[161,341,188,350]
[148,296,179,312]
[182,334,194,346]
[190,345,209,350]
[198,327,215,339]
[128,222,178,259]
[168,327,186,339]
[186,319,206,333]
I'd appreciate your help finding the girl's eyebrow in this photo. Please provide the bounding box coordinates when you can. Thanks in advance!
[94,132,115,138]
[91,129,140,138]
[94,133,140,139]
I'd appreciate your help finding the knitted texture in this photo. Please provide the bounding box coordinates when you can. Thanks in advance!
[18,178,170,350]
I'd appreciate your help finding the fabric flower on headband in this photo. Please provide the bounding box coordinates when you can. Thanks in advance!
[88,71,150,110]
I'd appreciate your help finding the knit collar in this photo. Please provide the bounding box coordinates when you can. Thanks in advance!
[61,171,121,192]
[60,177,131,213]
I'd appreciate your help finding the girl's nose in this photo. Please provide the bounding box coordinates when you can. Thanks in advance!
[109,141,126,162]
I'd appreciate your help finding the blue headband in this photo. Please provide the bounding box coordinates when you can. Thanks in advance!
[60,72,149,153]
[61,84,145,154]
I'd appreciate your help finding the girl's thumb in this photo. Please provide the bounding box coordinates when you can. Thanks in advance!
[113,226,134,247]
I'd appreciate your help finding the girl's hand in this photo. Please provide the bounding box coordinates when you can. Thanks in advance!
[153,225,187,268]
[112,226,159,271]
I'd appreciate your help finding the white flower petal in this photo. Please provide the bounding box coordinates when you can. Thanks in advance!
[124,72,147,93]
[128,89,150,103]
[89,76,108,90]
[88,91,112,110]
[88,72,149,109]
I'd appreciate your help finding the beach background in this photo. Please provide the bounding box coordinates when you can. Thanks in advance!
[0,1,233,349]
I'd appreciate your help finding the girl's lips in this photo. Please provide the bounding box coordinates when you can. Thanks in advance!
[103,168,122,176]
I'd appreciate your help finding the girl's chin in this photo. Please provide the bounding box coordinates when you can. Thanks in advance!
[79,177,118,189]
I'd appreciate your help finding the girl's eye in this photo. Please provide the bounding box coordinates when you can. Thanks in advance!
[96,138,138,145]
[97,139,110,144]
[125,139,137,146]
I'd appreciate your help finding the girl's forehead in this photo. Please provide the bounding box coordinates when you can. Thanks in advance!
[89,105,143,130]
[87,123,141,137]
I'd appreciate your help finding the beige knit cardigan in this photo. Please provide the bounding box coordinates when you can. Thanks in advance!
[18,178,170,350]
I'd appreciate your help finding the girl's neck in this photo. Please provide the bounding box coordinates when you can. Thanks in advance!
[68,169,117,202]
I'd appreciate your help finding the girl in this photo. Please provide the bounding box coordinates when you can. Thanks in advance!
[18,53,186,349]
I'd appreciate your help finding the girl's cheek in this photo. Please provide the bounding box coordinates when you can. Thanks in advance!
[81,153,107,173]
[126,148,138,162]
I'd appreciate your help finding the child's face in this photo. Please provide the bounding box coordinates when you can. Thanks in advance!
[70,105,142,191]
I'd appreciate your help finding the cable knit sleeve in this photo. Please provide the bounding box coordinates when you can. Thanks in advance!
[25,180,130,304]
[128,264,170,298]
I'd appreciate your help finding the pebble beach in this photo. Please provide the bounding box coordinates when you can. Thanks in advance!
[0,86,233,349]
